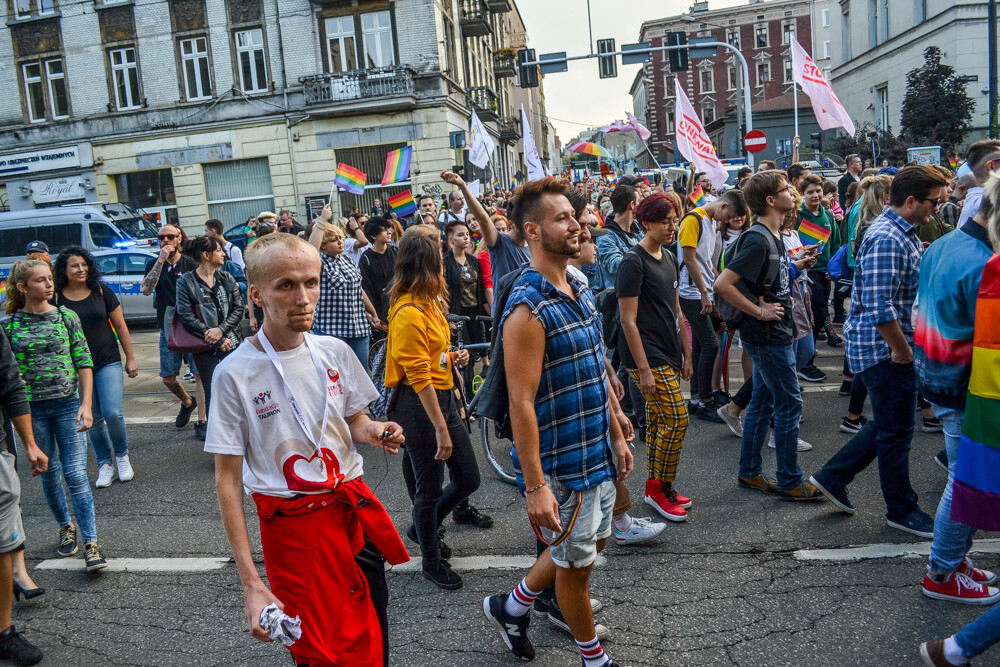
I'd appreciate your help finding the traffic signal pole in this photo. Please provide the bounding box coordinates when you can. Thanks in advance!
[519,41,756,167]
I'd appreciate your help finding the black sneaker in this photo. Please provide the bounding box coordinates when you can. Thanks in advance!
[547,600,610,640]
[934,449,949,472]
[711,390,730,409]
[84,543,107,572]
[923,417,944,433]
[0,625,43,666]
[423,559,462,590]
[406,524,451,560]
[815,331,827,342]
[453,505,494,528]
[840,415,868,434]
[797,365,827,383]
[483,594,535,661]
[839,379,853,396]
[887,509,934,539]
[809,474,856,514]
[695,402,724,423]
[827,331,843,347]
[532,592,551,618]
[175,398,197,428]
[57,524,77,557]
[194,420,207,441]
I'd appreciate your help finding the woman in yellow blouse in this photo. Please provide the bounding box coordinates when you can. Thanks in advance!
[386,226,480,591]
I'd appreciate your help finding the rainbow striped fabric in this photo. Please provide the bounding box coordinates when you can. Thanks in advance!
[689,185,706,206]
[797,218,833,246]
[387,190,417,217]
[334,163,366,195]
[952,255,1000,531]
[510,175,516,189]
[492,178,500,190]
[381,146,412,186]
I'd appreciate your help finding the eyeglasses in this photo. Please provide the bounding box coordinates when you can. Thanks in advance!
[772,185,793,196]
[919,197,941,210]
[157,234,178,241]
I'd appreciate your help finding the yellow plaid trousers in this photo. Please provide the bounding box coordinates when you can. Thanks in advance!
[627,365,689,484]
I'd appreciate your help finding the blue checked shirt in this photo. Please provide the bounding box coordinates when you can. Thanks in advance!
[844,206,922,374]
[500,267,616,492]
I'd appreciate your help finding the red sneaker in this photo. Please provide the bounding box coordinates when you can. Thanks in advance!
[922,571,1000,605]
[668,489,692,509]
[958,557,998,586]
[644,480,687,522]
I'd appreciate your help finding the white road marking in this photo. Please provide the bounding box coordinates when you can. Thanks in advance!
[36,557,231,572]
[389,554,607,573]
[125,417,177,425]
[793,539,1000,562]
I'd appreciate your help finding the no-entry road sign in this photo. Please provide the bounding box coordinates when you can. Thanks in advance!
[744,130,767,154]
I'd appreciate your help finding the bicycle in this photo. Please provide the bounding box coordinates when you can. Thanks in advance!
[445,314,518,486]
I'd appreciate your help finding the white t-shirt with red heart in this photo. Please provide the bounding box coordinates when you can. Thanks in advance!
[204,333,378,498]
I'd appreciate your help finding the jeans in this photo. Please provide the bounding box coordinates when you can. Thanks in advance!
[929,405,973,574]
[794,334,815,372]
[32,395,98,543]
[337,335,370,375]
[679,298,719,402]
[392,385,480,564]
[817,359,919,520]
[89,362,129,466]
[739,342,804,490]
[955,603,1000,658]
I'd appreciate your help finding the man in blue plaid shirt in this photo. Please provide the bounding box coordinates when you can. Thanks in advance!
[810,165,950,539]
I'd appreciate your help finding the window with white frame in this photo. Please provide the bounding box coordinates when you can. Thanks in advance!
[666,103,675,133]
[361,10,395,68]
[179,37,212,101]
[664,72,676,99]
[879,0,889,41]
[235,28,268,93]
[702,103,715,124]
[21,62,45,123]
[45,59,68,119]
[756,61,771,86]
[783,57,793,83]
[822,8,830,27]
[755,24,768,48]
[13,0,54,20]
[109,47,141,110]
[325,16,357,72]
[877,84,889,130]
[823,40,830,59]
[728,65,738,90]
[782,21,796,45]
[727,29,740,49]
[699,67,715,94]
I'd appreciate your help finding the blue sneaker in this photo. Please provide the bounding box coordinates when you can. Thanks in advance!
[809,474,855,515]
[483,594,535,661]
[887,509,934,539]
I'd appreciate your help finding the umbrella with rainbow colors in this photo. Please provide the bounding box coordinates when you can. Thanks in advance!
[566,142,612,158]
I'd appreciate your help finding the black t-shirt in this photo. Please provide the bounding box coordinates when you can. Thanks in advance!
[615,245,684,371]
[58,287,121,371]
[359,245,397,322]
[724,223,795,346]
[145,255,198,329]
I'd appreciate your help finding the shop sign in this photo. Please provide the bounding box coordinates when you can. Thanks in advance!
[30,175,87,204]
[0,146,81,176]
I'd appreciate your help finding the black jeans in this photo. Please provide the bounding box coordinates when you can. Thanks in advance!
[679,298,720,402]
[392,385,480,564]
[192,348,231,416]
[809,272,831,336]
[818,359,919,520]
[459,304,487,391]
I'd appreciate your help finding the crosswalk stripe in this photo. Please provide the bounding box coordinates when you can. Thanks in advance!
[36,557,231,572]
[793,539,1000,562]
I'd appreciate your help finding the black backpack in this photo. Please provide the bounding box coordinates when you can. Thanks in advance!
[715,225,780,330]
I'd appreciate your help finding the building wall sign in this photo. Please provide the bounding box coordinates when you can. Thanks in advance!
[31,175,88,204]
[136,144,233,170]
[0,146,82,177]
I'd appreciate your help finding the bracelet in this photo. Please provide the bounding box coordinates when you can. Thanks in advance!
[525,482,547,494]
[759,305,764,320]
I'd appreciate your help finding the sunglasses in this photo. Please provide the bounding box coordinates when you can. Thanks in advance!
[157,234,178,241]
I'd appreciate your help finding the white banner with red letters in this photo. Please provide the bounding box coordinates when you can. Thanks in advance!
[674,79,729,190]
[791,39,856,135]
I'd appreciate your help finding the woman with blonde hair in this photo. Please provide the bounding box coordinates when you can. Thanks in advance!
[850,174,893,258]
[385,225,480,591]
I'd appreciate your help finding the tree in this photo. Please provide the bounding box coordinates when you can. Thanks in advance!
[900,46,975,153]
[827,122,909,165]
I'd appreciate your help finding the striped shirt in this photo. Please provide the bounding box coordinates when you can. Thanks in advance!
[500,267,616,491]
[844,206,922,374]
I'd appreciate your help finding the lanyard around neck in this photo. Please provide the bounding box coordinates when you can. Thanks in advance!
[257,329,330,453]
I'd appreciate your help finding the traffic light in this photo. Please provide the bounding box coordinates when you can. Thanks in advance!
[810,131,822,151]
[597,38,617,79]
[666,32,688,72]
[517,48,538,88]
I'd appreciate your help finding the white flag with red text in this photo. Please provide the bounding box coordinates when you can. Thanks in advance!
[791,39,856,135]
[674,79,729,190]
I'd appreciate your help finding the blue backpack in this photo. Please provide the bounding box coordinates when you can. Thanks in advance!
[827,244,848,282]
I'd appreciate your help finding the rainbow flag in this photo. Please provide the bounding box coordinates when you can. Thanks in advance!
[387,190,418,217]
[689,185,706,206]
[492,178,500,190]
[510,175,516,189]
[952,255,1000,530]
[381,146,413,186]
[334,163,366,195]
[950,157,958,169]
[797,219,833,246]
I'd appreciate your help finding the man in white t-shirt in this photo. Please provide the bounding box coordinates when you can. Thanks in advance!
[206,233,408,667]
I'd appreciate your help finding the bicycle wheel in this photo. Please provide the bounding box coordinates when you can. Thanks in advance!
[479,417,518,485]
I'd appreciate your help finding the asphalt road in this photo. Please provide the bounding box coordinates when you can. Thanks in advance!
[9,342,999,667]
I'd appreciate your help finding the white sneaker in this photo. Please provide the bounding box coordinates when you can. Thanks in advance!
[95,464,116,488]
[116,455,134,483]
[768,433,813,451]
[614,516,665,545]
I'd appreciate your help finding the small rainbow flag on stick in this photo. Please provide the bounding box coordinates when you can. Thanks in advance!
[797,219,833,246]
[510,175,517,189]
[492,178,500,190]
[689,185,706,206]
[334,163,367,195]
[381,146,413,186]
[387,190,418,217]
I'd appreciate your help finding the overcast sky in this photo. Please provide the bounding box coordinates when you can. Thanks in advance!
[518,0,743,143]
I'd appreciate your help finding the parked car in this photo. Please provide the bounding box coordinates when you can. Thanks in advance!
[224,223,249,252]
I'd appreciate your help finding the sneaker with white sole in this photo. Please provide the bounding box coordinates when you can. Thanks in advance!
[922,570,1000,605]
[115,455,134,483]
[958,557,998,586]
[547,601,611,640]
[94,464,116,489]
[840,415,869,434]
[483,594,535,661]
[644,480,687,522]
[717,405,743,438]
[614,516,665,545]
[83,543,107,572]
[768,433,813,451]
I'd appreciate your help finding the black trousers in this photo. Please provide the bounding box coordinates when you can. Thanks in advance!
[192,348,232,416]
[809,272,832,336]
[679,298,720,402]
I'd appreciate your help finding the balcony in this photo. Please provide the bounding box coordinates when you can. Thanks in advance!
[460,0,492,37]
[299,66,416,114]
[466,85,498,120]
[498,116,521,143]
[493,52,516,78]
[487,0,512,11]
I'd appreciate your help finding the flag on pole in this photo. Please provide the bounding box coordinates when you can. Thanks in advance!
[598,120,631,133]
[521,105,546,181]
[469,110,496,169]
[674,80,729,190]
[625,111,652,142]
[387,190,418,217]
[689,185,706,207]
[381,146,413,185]
[492,178,500,190]
[510,175,517,189]
[334,163,367,195]
[797,219,833,246]
[791,39,856,135]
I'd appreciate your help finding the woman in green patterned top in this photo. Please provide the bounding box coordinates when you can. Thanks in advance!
[1,260,107,572]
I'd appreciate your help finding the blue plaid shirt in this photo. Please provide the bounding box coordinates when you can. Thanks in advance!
[501,267,616,491]
[844,206,922,374]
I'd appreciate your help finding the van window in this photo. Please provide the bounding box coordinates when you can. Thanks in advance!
[0,223,82,258]
[89,223,129,249]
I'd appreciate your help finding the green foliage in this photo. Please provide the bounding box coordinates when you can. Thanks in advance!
[827,122,909,165]
[900,46,974,152]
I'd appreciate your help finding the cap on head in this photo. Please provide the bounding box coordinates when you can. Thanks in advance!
[26,240,49,254]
